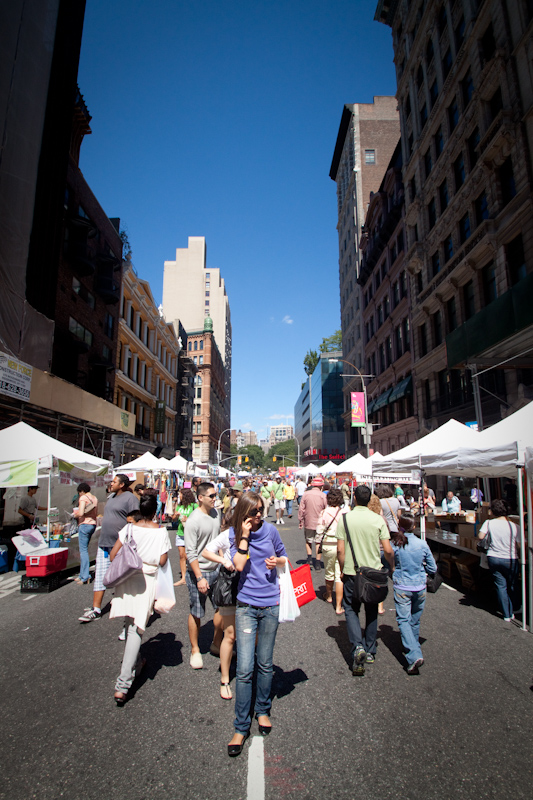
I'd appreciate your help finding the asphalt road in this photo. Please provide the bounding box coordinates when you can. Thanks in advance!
[0,511,532,800]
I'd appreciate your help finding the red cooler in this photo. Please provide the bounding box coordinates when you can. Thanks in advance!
[13,530,68,576]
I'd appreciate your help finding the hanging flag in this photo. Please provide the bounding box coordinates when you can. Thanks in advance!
[351,392,366,428]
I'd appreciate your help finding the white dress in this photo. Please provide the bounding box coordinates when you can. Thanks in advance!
[110,524,171,630]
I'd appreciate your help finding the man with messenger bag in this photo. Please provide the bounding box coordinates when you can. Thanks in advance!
[337,485,394,676]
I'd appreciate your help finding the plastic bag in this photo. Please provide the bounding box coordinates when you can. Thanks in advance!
[277,560,300,623]
[154,559,176,614]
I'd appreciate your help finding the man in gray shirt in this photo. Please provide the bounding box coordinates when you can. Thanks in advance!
[184,482,223,669]
[78,474,139,623]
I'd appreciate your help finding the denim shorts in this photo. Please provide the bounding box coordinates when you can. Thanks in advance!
[185,567,219,618]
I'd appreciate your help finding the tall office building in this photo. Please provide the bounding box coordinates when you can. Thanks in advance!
[294,353,345,465]
[330,97,400,456]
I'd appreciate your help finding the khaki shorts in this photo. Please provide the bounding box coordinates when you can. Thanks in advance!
[304,528,316,545]
[322,543,341,582]
[274,498,286,510]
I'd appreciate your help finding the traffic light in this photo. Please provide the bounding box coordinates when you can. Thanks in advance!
[273,456,277,462]
[245,456,249,462]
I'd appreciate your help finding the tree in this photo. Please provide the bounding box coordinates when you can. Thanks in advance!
[266,438,297,466]
[238,444,265,470]
[303,349,319,376]
[319,329,342,353]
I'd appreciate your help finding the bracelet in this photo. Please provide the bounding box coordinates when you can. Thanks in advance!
[240,536,250,543]
[237,547,249,555]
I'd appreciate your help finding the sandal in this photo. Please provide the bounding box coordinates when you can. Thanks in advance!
[220,681,232,700]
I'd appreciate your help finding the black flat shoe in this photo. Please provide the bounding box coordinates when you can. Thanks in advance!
[256,715,272,736]
[227,730,250,757]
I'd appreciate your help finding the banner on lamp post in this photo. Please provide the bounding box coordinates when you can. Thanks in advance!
[351,392,365,427]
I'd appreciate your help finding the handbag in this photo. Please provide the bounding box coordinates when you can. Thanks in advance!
[315,509,340,550]
[342,516,389,604]
[154,559,176,614]
[426,568,443,593]
[212,565,239,607]
[477,521,492,553]
[103,524,143,588]
[278,560,301,622]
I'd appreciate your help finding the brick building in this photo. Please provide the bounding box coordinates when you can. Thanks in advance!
[376,0,533,436]
[330,97,401,456]
[187,317,229,464]
[359,141,418,455]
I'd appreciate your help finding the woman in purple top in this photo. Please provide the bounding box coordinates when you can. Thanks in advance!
[227,492,287,757]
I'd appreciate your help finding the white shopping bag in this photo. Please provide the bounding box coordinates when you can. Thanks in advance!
[154,560,176,614]
[277,560,300,623]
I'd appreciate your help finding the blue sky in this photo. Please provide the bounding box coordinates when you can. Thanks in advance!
[78,0,397,442]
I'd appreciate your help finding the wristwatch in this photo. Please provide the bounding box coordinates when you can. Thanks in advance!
[196,575,205,583]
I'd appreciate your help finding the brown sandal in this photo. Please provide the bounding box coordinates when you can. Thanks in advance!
[220,681,232,700]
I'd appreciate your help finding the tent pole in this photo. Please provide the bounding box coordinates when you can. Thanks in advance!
[527,469,532,634]
[517,466,526,632]
[46,471,51,543]
[419,460,426,541]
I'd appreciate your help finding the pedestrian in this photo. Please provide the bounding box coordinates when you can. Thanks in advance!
[375,484,402,534]
[315,487,346,614]
[227,492,287,757]
[202,511,237,701]
[270,476,286,525]
[283,479,295,518]
[172,487,198,586]
[295,476,306,505]
[230,481,244,510]
[78,474,139,623]
[72,482,98,585]
[390,511,437,674]
[110,491,171,704]
[477,498,520,621]
[298,476,327,570]
[368,492,388,616]
[184,482,223,669]
[260,479,272,519]
[336,484,394,675]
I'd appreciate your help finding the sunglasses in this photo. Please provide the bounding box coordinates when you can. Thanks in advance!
[206,493,217,499]
[250,507,263,516]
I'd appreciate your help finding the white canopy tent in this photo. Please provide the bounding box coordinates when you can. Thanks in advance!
[118,452,162,472]
[295,463,320,478]
[217,465,235,478]
[166,454,188,472]
[338,452,370,473]
[319,461,339,473]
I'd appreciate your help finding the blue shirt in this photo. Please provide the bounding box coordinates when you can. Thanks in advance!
[392,533,437,591]
[441,496,461,512]
[230,522,287,606]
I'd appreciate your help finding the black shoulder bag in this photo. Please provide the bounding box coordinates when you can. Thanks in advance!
[342,516,389,605]
[476,522,492,553]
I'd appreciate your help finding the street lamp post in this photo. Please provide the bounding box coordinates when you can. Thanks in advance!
[329,358,371,459]
[217,428,232,465]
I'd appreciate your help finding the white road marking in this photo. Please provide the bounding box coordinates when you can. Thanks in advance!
[442,583,458,592]
[23,594,39,601]
[247,736,265,800]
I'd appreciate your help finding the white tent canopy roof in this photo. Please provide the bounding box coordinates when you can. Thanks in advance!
[166,454,188,472]
[119,452,162,472]
[338,452,372,474]
[0,421,110,477]
[319,461,339,473]
[476,401,533,455]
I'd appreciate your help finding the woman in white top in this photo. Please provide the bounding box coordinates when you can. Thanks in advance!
[109,491,170,704]
[202,510,236,700]
[477,498,520,621]
[316,488,347,615]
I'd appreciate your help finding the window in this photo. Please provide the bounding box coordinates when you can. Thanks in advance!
[431,250,441,278]
[72,277,81,294]
[434,126,444,158]
[398,230,404,253]
[499,157,516,206]
[448,97,459,131]
[365,150,376,164]
[69,317,93,346]
[420,103,428,129]
[424,148,432,180]
[102,345,111,363]
[405,95,411,120]
[489,86,503,121]
[205,272,210,279]
[428,197,437,229]
[426,38,434,65]
[439,179,449,212]
[205,291,210,297]
[437,5,448,37]
[455,15,465,50]
[393,281,400,307]
[196,387,202,399]
[430,80,439,109]
[199,340,203,350]
[188,341,192,351]
[409,176,417,201]
[463,280,476,320]
[403,317,410,350]
[401,270,408,298]
[459,212,471,243]
[433,310,443,346]
[475,191,489,226]
[193,356,197,365]
[199,355,203,365]
[194,341,198,351]
[442,48,452,80]
[395,325,403,359]
[419,323,429,356]
[454,152,465,190]
[205,300,209,306]
[507,234,527,285]
[447,297,457,330]
[417,271,424,294]
[461,69,474,107]
[443,233,454,262]
[481,23,496,64]
[378,304,383,327]
[482,261,498,305]
[417,64,424,90]
[468,127,480,168]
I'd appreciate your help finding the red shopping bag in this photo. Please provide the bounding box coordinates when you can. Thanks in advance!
[290,564,316,607]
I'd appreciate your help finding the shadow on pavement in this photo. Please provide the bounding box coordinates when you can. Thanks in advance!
[127,632,184,700]
[325,622,352,667]
[272,664,308,699]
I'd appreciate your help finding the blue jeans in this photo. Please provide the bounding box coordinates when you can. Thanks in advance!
[342,574,379,657]
[286,499,293,515]
[487,557,519,618]
[78,524,96,582]
[234,603,279,733]
[394,587,426,665]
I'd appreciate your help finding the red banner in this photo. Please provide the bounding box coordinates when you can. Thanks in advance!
[351,392,365,427]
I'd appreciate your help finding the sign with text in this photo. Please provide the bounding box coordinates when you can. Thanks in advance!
[351,392,365,427]
[0,352,32,401]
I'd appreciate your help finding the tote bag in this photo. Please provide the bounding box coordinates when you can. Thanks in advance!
[103,525,143,588]
[278,561,301,622]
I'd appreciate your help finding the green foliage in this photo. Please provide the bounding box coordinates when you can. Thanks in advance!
[319,329,342,353]
[266,439,297,465]
[238,444,265,469]
[303,349,319,376]
[230,443,238,455]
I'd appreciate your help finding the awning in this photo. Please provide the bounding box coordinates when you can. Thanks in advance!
[366,399,376,415]
[372,387,393,412]
[389,375,413,403]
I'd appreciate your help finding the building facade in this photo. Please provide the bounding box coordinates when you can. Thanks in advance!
[231,429,258,448]
[268,425,294,448]
[376,0,533,436]
[359,141,418,455]
[330,97,401,456]
[187,317,229,464]
[294,353,345,464]
[162,236,232,438]
[114,266,194,462]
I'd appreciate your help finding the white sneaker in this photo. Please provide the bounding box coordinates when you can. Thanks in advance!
[118,628,126,641]
[280,518,285,524]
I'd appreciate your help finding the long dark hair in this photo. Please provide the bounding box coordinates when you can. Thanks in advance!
[180,488,196,508]
[231,492,264,547]
[391,510,415,548]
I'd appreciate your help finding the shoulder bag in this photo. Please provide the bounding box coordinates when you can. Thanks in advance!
[384,498,400,530]
[476,521,492,553]
[342,516,389,604]
[212,565,239,607]
[315,508,340,552]
[103,524,143,588]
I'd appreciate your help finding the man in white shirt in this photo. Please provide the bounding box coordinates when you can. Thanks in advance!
[441,491,461,513]
[295,479,307,505]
